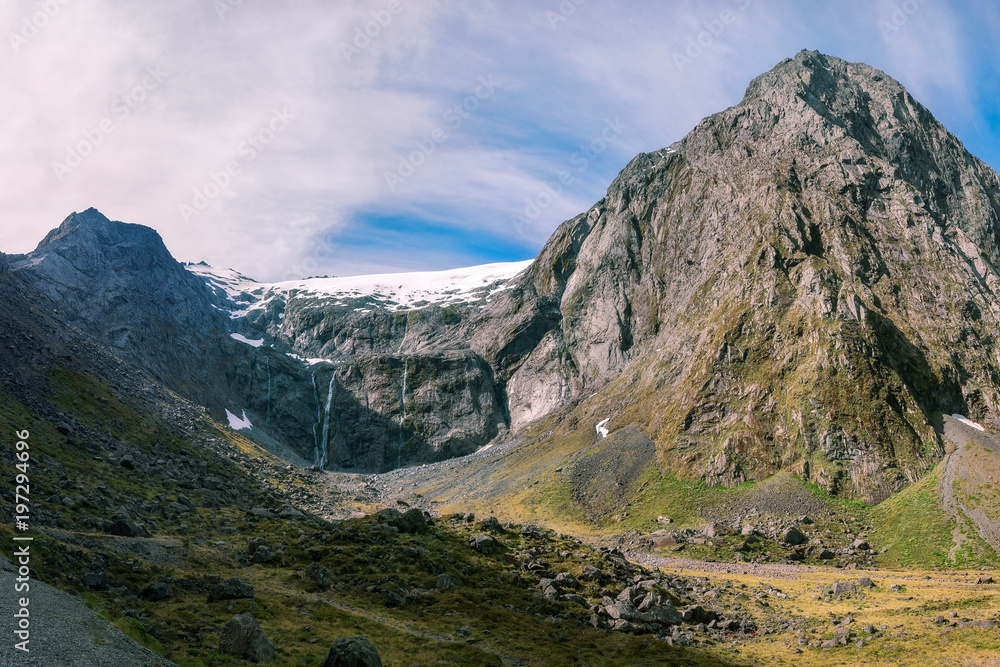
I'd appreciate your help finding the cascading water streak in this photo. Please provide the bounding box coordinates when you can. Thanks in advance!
[397,358,407,469]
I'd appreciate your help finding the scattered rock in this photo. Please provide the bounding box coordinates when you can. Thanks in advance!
[219,613,274,663]
[108,508,144,537]
[81,572,109,590]
[304,562,332,589]
[781,526,807,546]
[436,574,461,590]
[469,534,496,554]
[140,581,173,602]
[390,508,427,534]
[321,635,383,666]
[479,516,504,532]
[208,577,255,602]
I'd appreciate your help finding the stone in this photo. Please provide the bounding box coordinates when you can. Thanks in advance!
[469,534,496,554]
[974,575,994,584]
[219,613,274,663]
[108,508,143,537]
[304,562,332,589]
[81,572,109,590]
[140,581,173,601]
[390,508,427,534]
[436,574,461,590]
[831,581,855,596]
[208,577,254,602]
[478,516,503,532]
[856,577,874,589]
[780,526,807,546]
[554,572,579,589]
[580,565,604,582]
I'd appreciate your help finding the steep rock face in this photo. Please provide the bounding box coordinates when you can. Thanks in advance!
[10,209,246,409]
[502,50,1000,503]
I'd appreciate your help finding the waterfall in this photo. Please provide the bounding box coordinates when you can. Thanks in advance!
[310,370,336,470]
[397,358,407,469]
[318,372,336,469]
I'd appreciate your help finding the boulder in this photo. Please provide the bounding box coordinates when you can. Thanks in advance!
[108,508,144,537]
[780,525,807,546]
[390,508,427,534]
[479,516,504,532]
[321,635,383,667]
[469,534,496,554]
[554,572,579,589]
[219,613,274,663]
[436,574,461,590]
[140,581,173,602]
[304,562,332,589]
[580,565,604,582]
[81,572,109,590]
[208,577,254,602]
[831,581,855,596]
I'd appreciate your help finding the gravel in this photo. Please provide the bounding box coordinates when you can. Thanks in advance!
[0,556,176,667]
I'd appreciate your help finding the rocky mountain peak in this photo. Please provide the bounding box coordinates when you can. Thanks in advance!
[34,207,170,261]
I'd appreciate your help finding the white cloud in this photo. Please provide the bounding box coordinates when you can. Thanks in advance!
[0,0,994,280]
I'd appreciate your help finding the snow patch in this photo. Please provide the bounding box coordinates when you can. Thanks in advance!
[225,409,253,430]
[596,418,611,438]
[952,414,985,432]
[230,333,264,347]
[187,260,533,316]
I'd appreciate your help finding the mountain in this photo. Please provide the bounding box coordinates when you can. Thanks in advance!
[14,51,1000,505]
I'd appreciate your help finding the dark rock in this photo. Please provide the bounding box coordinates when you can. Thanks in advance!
[219,613,274,663]
[580,565,604,582]
[208,577,254,602]
[390,508,427,534]
[140,582,173,602]
[469,534,496,554]
[780,526,807,546]
[82,572,109,590]
[436,574,461,590]
[304,562,332,589]
[479,516,503,532]
[108,508,144,537]
[856,577,875,589]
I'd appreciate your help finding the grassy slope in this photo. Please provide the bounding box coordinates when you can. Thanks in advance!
[0,367,741,666]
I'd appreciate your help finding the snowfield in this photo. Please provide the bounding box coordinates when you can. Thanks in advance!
[185,259,533,317]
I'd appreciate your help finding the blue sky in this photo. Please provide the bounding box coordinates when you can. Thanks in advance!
[2,0,999,280]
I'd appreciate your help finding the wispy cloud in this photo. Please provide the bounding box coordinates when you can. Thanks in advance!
[0,0,995,280]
